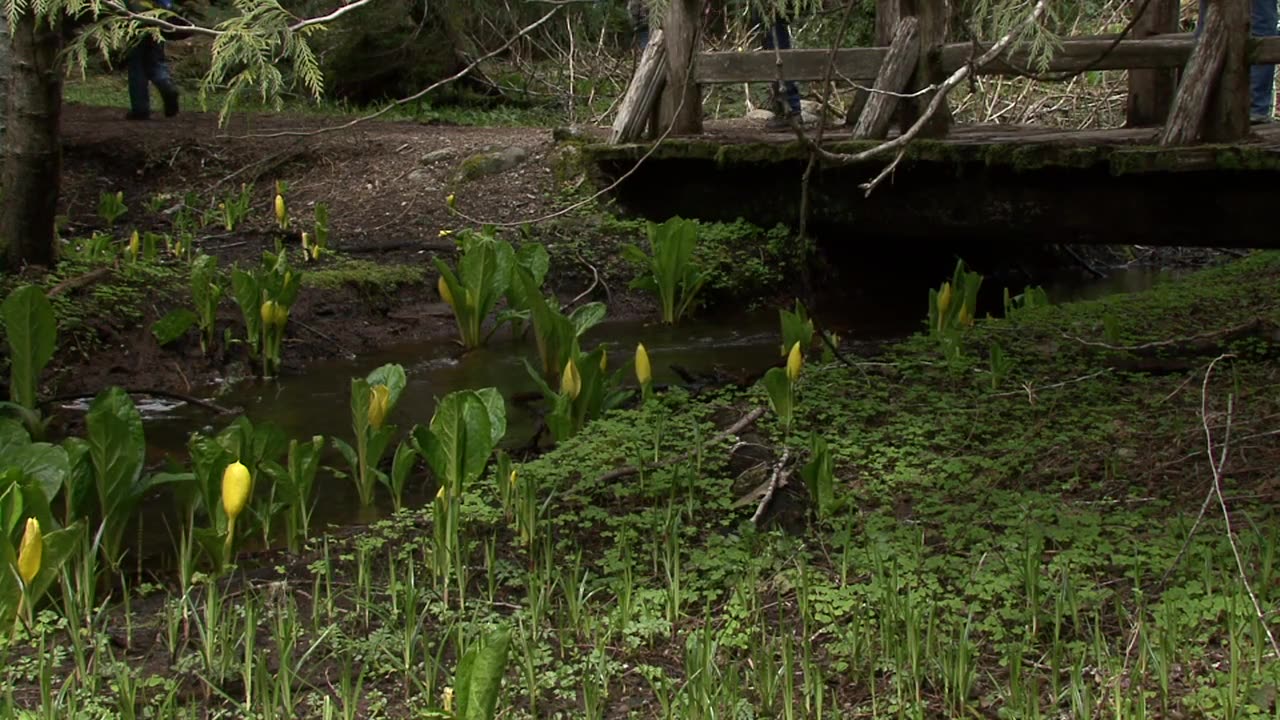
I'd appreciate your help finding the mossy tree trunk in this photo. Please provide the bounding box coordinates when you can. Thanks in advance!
[1,11,63,270]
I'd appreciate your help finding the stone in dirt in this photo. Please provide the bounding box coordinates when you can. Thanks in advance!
[552,126,590,143]
[420,148,458,164]
[452,146,531,183]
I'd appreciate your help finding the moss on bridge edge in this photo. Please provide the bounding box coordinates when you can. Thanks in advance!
[582,137,1280,175]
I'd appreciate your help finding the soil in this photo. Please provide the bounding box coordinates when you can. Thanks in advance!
[41,102,618,403]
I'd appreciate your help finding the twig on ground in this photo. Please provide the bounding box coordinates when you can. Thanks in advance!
[594,407,767,484]
[1065,318,1273,353]
[566,253,601,308]
[47,268,112,297]
[751,449,792,525]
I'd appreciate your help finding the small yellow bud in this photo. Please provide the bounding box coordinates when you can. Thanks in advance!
[438,229,452,237]
[509,468,518,487]
[261,299,287,328]
[958,305,973,327]
[274,194,287,227]
[438,276,454,307]
[600,350,607,373]
[635,343,652,386]
[937,282,952,317]
[115,191,123,203]
[221,461,252,522]
[17,518,42,586]
[436,485,446,500]
[786,341,803,383]
[301,231,309,249]
[128,230,140,259]
[561,357,581,401]
[368,384,390,430]
[446,194,456,210]
[443,687,454,713]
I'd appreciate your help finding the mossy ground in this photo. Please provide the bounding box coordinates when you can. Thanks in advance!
[8,251,1280,718]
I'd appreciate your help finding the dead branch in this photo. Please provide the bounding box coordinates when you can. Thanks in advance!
[1065,318,1277,356]
[47,268,112,297]
[751,448,791,525]
[594,406,767,485]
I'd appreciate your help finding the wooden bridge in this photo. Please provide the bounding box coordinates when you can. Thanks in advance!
[584,0,1280,247]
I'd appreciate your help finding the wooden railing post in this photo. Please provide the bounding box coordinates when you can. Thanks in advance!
[658,0,702,135]
[898,0,951,137]
[1204,0,1250,140]
[846,0,900,125]
[1125,0,1178,126]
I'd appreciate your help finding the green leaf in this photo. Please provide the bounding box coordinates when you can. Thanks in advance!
[366,363,408,409]
[5,443,68,503]
[0,522,83,627]
[231,268,262,356]
[1,285,57,410]
[85,387,146,568]
[569,302,607,337]
[417,390,499,494]
[457,627,512,720]
[474,388,508,448]
[761,367,792,426]
[152,309,198,346]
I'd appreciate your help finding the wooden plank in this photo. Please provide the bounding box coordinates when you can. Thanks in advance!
[1204,0,1250,141]
[1160,1,1227,145]
[853,17,920,139]
[899,0,950,137]
[696,36,1280,84]
[1126,0,1180,126]
[848,0,902,124]
[658,0,702,135]
[610,29,666,144]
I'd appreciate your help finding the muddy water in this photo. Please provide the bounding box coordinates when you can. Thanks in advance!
[97,263,1178,549]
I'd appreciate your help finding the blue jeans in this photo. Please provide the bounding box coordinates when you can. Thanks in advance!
[754,14,803,115]
[127,36,174,116]
[1197,0,1279,119]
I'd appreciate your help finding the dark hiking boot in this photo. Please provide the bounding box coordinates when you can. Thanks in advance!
[125,110,150,121]
[160,85,179,117]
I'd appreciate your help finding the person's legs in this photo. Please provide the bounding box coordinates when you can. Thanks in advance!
[1251,0,1278,121]
[126,40,151,119]
[146,39,180,117]
[758,14,802,115]
[628,0,649,50]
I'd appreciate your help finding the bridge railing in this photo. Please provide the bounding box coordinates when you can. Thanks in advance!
[611,0,1280,147]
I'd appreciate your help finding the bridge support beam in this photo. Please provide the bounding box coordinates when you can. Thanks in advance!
[1126,0,1179,126]
[1204,0,1250,141]
[898,0,951,137]
[658,0,703,135]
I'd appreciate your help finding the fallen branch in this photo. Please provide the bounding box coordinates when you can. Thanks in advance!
[594,406,767,485]
[45,388,237,415]
[1065,318,1277,356]
[47,268,112,297]
[751,448,791,525]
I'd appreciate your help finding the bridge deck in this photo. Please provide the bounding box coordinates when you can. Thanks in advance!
[583,121,1280,248]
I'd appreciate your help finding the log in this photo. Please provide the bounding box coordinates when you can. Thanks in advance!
[899,0,950,138]
[847,0,902,124]
[610,28,667,144]
[694,36,1280,84]
[1203,0,1250,141]
[852,17,920,139]
[1126,0,1179,126]
[1160,1,1227,145]
[658,0,702,135]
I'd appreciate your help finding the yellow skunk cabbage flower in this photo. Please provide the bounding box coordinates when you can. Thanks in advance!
[635,343,651,386]
[128,230,140,259]
[222,461,251,522]
[937,282,952,318]
[446,194,456,210]
[17,518,42,586]
[600,350,608,373]
[443,687,454,713]
[561,358,581,400]
[274,194,287,227]
[438,276,454,307]
[509,468,518,488]
[260,300,287,328]
[958,305,973,327]
[786,341,803,382]
[368,384,391,430]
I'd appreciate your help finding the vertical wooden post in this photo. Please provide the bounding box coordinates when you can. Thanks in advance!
[658,0,702,135]
[1204,0,1250,140]
[898,0,951,137]
[847,0,901,125]
[1125,0,1178,126]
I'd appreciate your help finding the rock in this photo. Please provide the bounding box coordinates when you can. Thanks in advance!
[420,148,457,165]
[800,99,823,115]
[745,108,774,121]
[552,125,590,143]
[452,146,530,183]
[406,168,433,183]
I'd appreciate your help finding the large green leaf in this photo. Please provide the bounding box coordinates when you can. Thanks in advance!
[1,285,57,410]
[0,521,83,628]
[151,308,198,346]
[474,388,507,448]
[456,627,512,720]
[416,390,497,494]
[761,367,792,426]
[230,268,263,355]
[85,387,146,567]
[6,443,68,503]
[366,363,408,408]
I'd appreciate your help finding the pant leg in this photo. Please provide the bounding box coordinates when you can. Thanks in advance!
[628,0,649,49]
[146,39,174,90]
[757,13,802,114]
[1251,0,1278,118]
[126,40,151,114]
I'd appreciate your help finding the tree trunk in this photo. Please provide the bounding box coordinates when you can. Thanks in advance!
[2,11,63,270]
[0,16,9,149]
[658,0,702,134]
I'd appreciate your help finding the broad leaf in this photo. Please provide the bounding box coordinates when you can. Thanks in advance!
[457,627,512,720]
[6,443,68,503]
[152,309,198,346]
[85,387,146,567]
[1,285,57,410]
[417,390,498,494]
[761,367,792,425]
[366,363,408,408]
[474,388,508,448]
